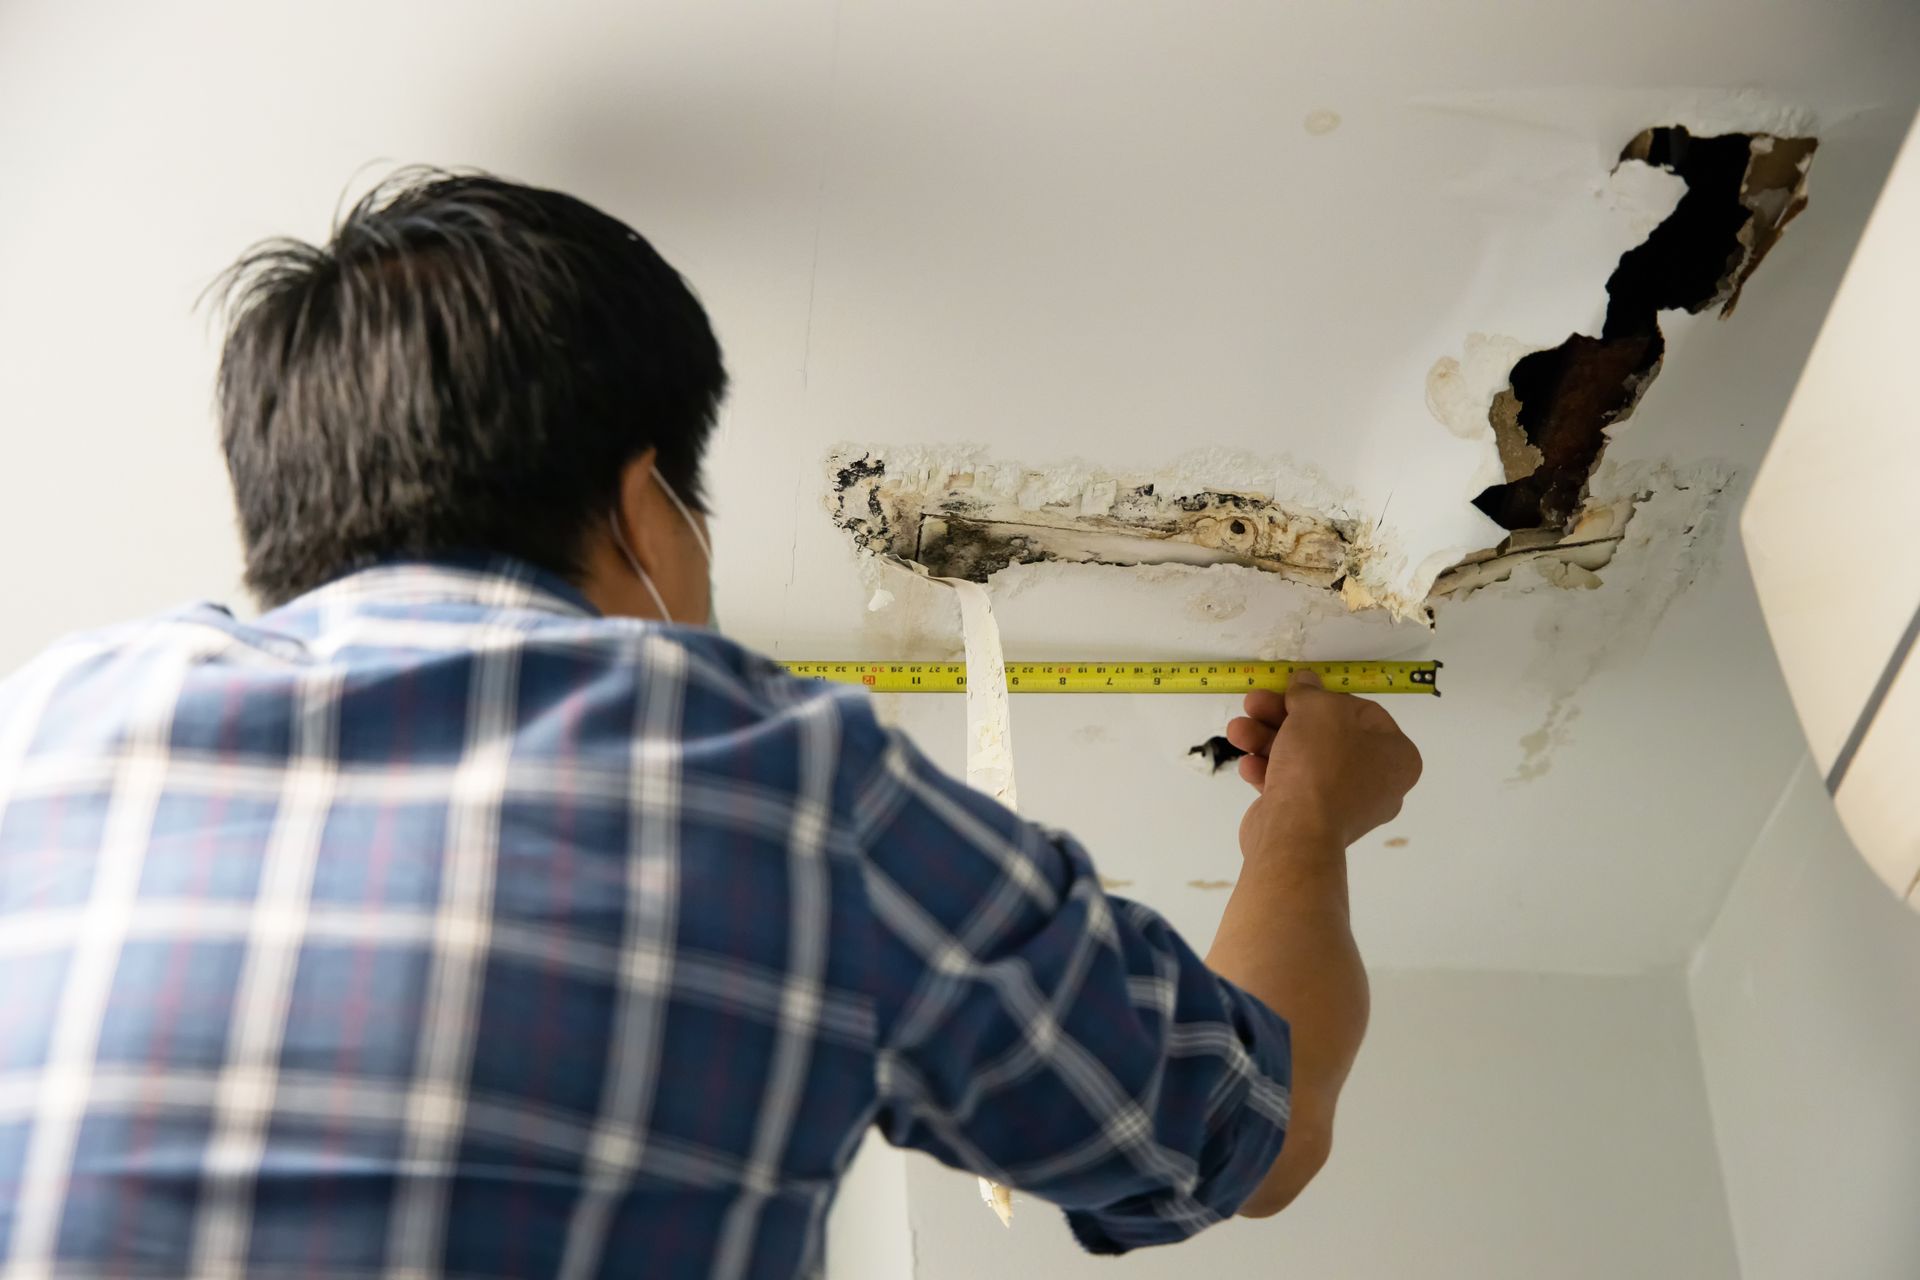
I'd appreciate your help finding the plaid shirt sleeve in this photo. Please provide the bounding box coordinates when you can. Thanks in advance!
[842,719,1292,1254]
[0,556,1290,1275]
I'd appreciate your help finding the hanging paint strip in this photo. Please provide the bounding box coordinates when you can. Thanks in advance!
[937,577,1020,1227]
[782,659,1441,696]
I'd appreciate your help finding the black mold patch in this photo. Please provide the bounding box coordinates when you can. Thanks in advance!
[915,518,1043,581]
[833,455,885,490]
[1172,490,1264,513]
[827,453,899,556]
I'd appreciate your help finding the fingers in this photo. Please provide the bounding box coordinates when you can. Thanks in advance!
[1242,688,1287,726]
[1284,667,1325,713]
[1225,715,1277,757]
[1353,698,1391,728]
[1237,751,1267,791]
[1246,670,1327,722]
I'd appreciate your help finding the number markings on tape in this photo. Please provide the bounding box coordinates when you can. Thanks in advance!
[779,660,1441,695]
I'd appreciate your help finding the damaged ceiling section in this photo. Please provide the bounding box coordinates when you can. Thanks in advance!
[829,445,1662,621]
[829,451,1358,591]
[1472,127,1818,536]
[827,125,1817,629]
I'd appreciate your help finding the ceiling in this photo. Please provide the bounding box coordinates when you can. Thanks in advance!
[3,0,1916,972]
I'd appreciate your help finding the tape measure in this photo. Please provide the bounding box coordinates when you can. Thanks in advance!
[780,660,1441,695]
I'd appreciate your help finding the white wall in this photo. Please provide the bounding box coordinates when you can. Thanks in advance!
[825,1133,914,1280]
[896,968,1737,1280]
[1689,759,1920,1279]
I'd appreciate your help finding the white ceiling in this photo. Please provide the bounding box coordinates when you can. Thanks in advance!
[3,0,1916,972]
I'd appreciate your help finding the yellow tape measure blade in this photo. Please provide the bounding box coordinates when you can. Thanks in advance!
[780,660,1441,696]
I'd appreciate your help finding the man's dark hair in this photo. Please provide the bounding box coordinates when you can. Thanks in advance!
[211,169,728,606]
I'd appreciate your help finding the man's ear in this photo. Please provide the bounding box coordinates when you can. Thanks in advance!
[612,448,662,570]
[605,447,711,626]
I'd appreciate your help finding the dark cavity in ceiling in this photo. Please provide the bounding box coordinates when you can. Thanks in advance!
[1472,127,1818,534]
[1188,735,1249,772]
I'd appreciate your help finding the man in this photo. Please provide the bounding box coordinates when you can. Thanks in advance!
[0,173,1419,1279]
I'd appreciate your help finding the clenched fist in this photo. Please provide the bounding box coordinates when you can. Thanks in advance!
[1225,670,1423,857]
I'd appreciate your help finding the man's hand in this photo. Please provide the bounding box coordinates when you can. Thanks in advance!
[1207,671,1421,1218]
[1225,670,1423,855]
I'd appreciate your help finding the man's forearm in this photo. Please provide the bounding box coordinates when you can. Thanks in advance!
[1205,830,1369,1217]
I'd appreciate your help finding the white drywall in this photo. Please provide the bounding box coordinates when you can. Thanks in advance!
[1746,114,1920,778]
[2,5,1917,978]
[1745,112,1920,904]
[824,1133,914,1280]
[900,968,1737,1280]
[1689,760,1920,1279]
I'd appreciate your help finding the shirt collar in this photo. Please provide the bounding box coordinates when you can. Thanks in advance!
[273,554,603,622]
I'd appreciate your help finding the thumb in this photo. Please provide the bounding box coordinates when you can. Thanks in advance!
[1285,667,1323,711]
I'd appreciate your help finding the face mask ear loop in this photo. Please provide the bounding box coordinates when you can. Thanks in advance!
[653,472,713,565]
[609,509,674,624]
[653,473,718,627]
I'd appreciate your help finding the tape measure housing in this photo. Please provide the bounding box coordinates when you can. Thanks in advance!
[781,660,1440,695]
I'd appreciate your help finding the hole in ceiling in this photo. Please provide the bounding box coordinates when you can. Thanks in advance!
[1187,735,1248,773]
[827,126,1814,619]
[1472,126,1817,534]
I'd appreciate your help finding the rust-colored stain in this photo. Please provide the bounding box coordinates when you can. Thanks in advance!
[1384,837,1409,848]
[1098,876,1135,890]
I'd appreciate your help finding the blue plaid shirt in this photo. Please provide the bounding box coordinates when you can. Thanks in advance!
[0,559,1291,1279]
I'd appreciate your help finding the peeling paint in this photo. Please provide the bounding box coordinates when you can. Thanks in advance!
[855,554,964,668]
[826,446,1397,603]
[1430,492,1636,601]
[1453,464,1730,618]
[1425,334,1539,448]
[1735,136,1818,288]
[1533,559,1603,590]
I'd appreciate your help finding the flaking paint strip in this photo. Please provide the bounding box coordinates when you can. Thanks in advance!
[948,578,1018,810]
[939,574,1018,1227]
